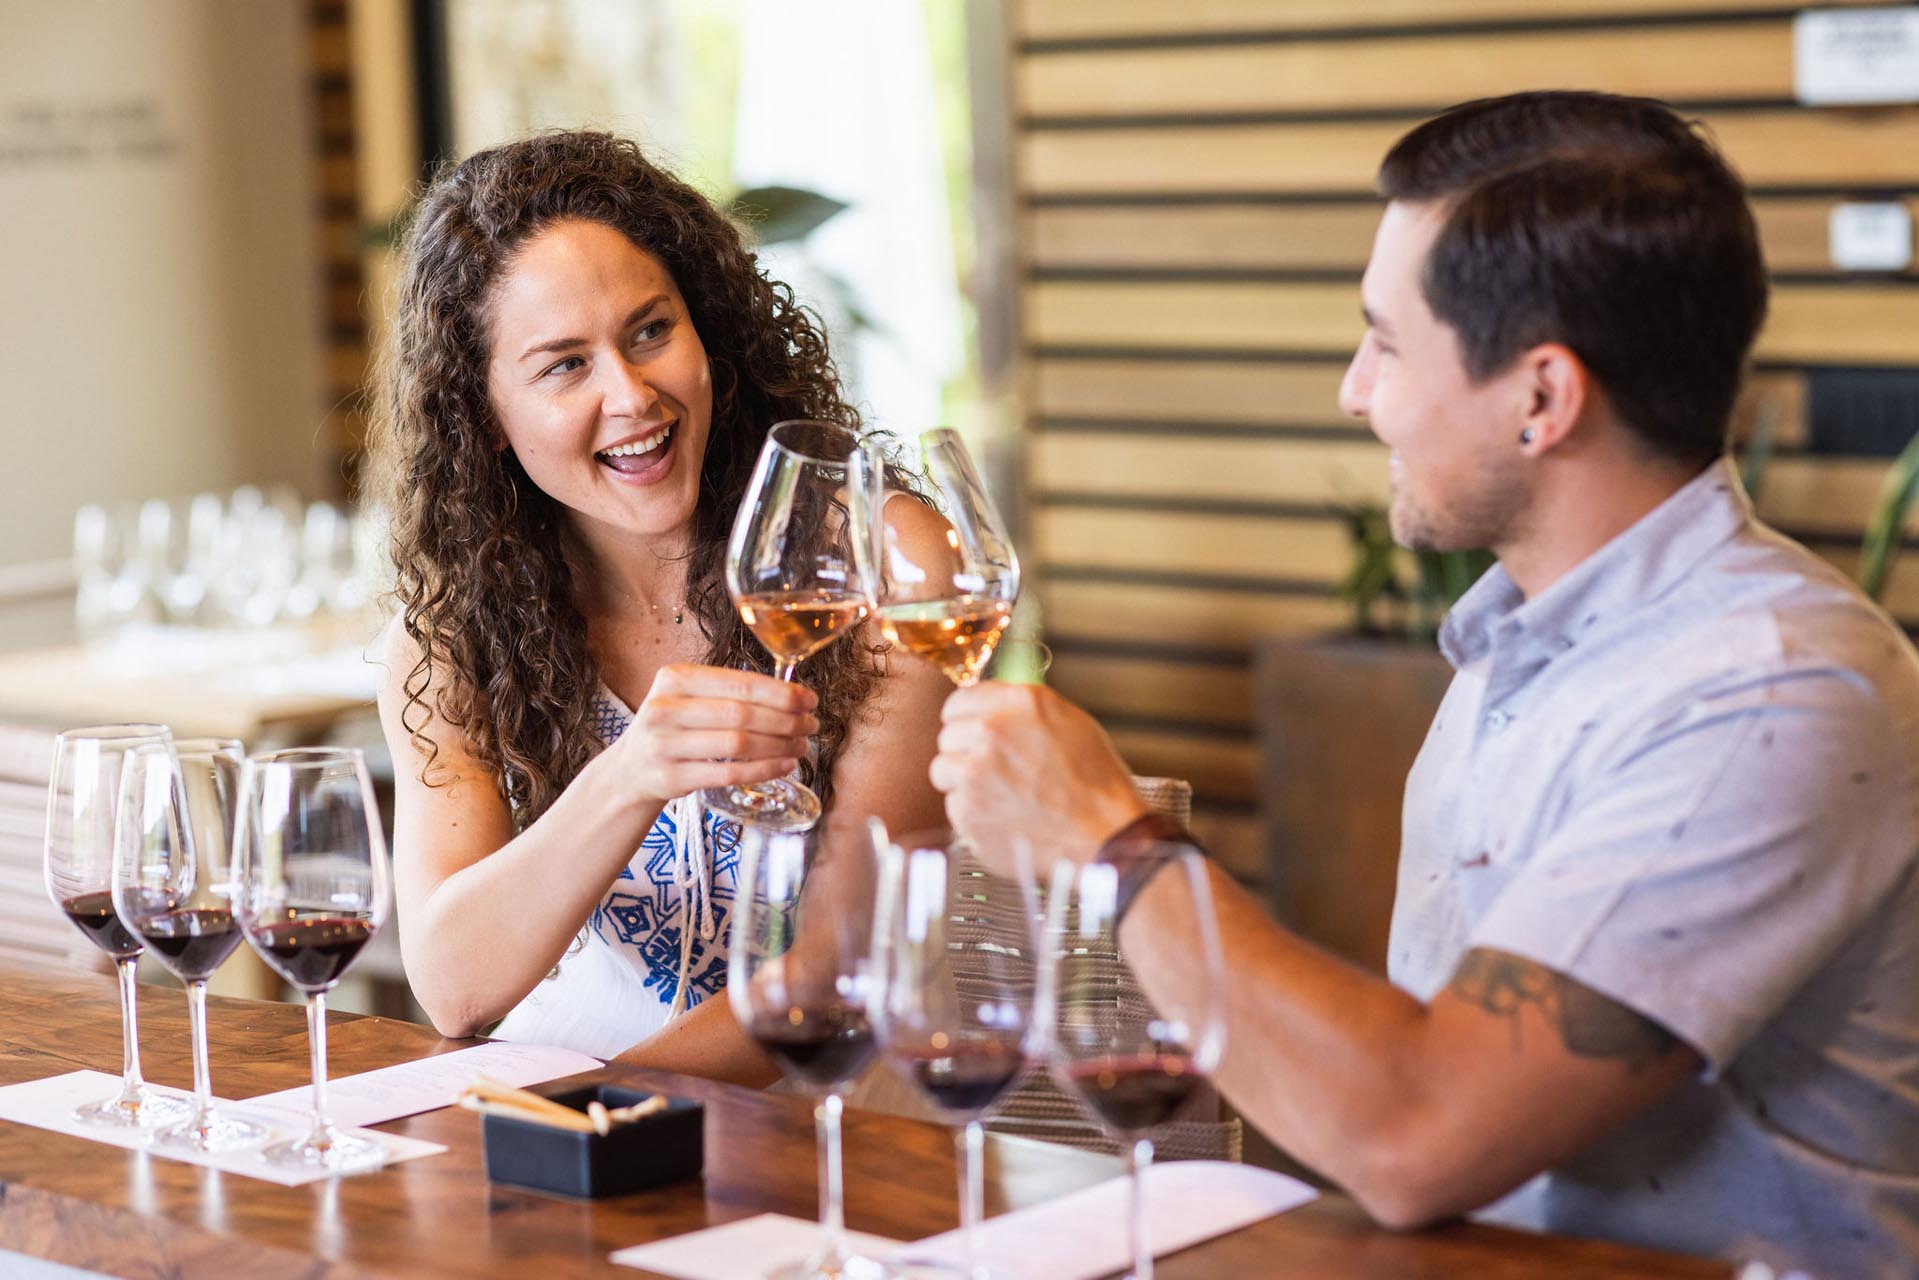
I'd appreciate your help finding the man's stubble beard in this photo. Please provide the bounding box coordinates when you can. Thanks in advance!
[1388,459,1531,555]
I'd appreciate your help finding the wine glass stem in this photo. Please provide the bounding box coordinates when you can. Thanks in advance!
[1129,1136,1154,1280]
[113,957,146,1104]
[815,1090,848,1262]
[304,990,334,1148]
[958,1118,986,1274]
[187,979,213,1124]
[775,660,799,683]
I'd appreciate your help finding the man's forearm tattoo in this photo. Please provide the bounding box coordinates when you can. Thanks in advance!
[1449,949,1679,1073]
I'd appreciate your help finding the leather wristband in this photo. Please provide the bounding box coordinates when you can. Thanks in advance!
[1096,811,1206,922]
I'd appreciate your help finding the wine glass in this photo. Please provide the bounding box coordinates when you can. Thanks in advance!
[233,747,392,1173]
[871,827,1039,1280]
[873,429,1019,689]
[1041,848,1226,1280]
[703,420,878,833]
[43,724,192,1128]
[729,823,899,1280]
[112,738,267,1152]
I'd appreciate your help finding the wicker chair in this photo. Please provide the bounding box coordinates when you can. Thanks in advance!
[854,776,1242,1162]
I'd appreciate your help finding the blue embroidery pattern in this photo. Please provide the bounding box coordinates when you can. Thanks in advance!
[586,688,742,1012]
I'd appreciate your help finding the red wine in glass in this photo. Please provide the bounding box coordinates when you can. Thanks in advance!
[112,737,264,1151]
[1043,849,1226,1280]
[46,723,191,1129]
[132,907,243,979]
[1062,1054,1202,1132]
[896,1040,1028,1115]
[748,1002,878,1090]
[235,746,392,1174]
[250,913,375,991]
[871,828,1041,1280]
[59,890,143,961]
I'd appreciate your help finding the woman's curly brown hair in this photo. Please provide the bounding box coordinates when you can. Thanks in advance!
[365,130,877,826]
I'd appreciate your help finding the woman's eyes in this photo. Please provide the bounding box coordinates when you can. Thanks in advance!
[535,319,670,378]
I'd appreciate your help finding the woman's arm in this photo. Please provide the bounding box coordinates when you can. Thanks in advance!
[377,621,816,1038]
[615,504,954,1078]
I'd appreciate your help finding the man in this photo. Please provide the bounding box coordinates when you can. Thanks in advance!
[931,92,1919,1275]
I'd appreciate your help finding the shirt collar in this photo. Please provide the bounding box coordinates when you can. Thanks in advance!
[1439,457,1752,670]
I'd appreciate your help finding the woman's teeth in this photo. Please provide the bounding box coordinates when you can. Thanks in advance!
[598,425,671,460]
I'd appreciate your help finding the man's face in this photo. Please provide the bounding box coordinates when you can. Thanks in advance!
[1339,200,1531,554]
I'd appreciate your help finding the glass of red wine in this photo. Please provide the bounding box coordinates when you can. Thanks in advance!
[729,823,899,1280]
[702,420,879,834]
[1041,847,1226,1280]
[233,746,391,1173]
[43,723,192,1128]
[871,827,1039,1280]
[112,737,268,1152]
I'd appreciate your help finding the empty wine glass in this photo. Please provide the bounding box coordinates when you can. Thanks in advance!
[730,823,899,1280]
[872,429,1019,689]
[234,747,391,1173]
[43,724,192,1128]
[703,421,879,833]
[872,827,1039,1280]
[113,738,266,1152]
[1042,848,1226,1280]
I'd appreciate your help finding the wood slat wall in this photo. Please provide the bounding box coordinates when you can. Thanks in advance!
[310,0,369,497]
[1010,1,1919,883]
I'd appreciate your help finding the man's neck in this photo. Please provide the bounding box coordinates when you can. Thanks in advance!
[1496,452,1709,600]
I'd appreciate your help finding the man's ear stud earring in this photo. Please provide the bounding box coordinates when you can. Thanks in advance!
[1519,428,1537,446]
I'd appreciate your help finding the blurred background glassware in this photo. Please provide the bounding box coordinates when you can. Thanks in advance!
[872,826,1039,1280]
[872,429,1019,690]
[43,723,192,1128]
[1042,848,1227,1280]
[729,824,900,1280]
[113,738,267,1152]
[73,504,159,645]
[234,746,392,1173]
[704,421,879,834]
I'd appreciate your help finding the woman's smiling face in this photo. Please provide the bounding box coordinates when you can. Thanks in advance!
[485,218,714,548]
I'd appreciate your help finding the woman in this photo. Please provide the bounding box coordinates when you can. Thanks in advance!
[365,131,948,1079]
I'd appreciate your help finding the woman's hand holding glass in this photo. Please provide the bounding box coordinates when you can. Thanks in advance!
[612,664,818,809]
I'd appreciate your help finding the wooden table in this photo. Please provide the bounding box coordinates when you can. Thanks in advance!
[0,966,1730,1279]
[0,630,378,745]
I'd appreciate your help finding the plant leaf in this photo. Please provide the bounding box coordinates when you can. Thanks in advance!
[1859,427,1919,602]
[728,185,848,245]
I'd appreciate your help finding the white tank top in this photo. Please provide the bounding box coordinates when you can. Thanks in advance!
[492,684,741,1059]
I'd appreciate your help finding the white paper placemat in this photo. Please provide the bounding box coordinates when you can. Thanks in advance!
[900,1160,1318,1279]
[611,1162,1316,1280]
[239,1040,601,1129]
[610,1213,904,1279]
[0,1071,446,1186]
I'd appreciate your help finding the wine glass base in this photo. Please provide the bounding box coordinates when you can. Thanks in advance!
[703,778,822,833]
[72,1087,193,1129]
[152,1109,270,1153]
[886,1256,1017,1280]
[766,1250,904,1280]
[259,1129,387,1175]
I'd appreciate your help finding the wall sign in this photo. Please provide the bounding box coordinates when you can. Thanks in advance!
[1794,7,1919,105]
[1829,201,1915,271]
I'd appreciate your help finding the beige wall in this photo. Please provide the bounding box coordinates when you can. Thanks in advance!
[0,0,327,571]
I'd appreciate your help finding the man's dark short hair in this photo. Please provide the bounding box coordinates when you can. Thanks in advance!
[1378,91,1769,467]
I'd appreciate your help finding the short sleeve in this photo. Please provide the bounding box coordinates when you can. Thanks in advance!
[1469,664,1919,1069]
